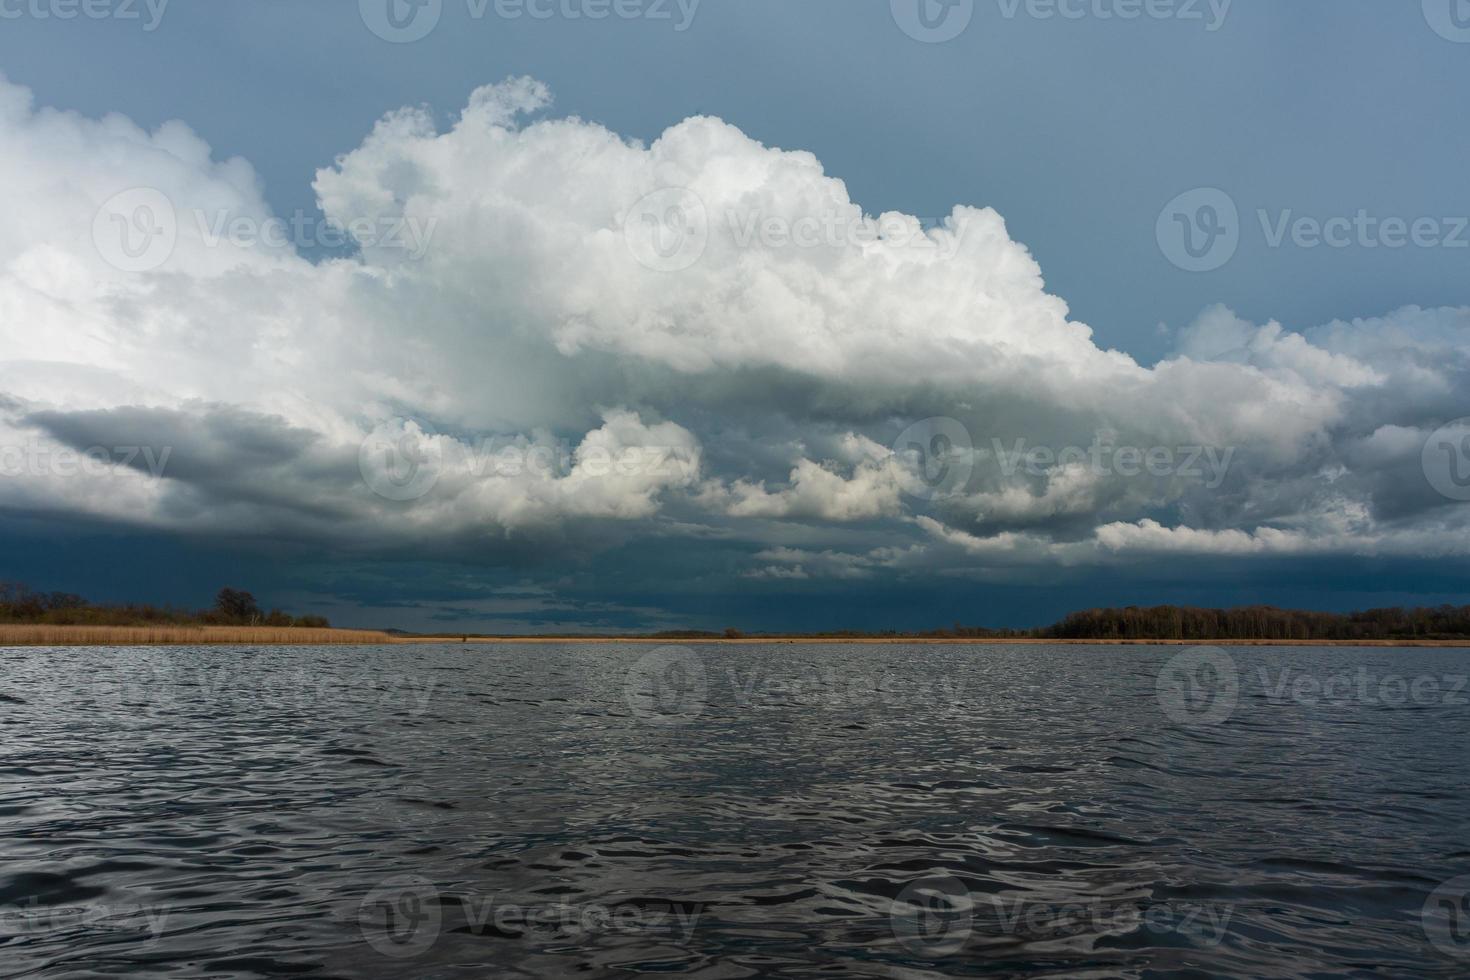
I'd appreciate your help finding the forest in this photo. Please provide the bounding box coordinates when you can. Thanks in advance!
[687,604,1470,642]
[1036,604,1470,641]
[0,583,330,629]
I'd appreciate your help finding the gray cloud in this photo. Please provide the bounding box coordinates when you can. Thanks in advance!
[0,72,1467,612]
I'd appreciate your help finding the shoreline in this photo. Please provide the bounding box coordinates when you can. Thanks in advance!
[398,636,1470,647]
[2,625,1469,647]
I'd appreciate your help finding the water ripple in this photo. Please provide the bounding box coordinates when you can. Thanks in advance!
[1,643,1467,977]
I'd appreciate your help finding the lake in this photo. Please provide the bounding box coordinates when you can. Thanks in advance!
[2,643,1468,977]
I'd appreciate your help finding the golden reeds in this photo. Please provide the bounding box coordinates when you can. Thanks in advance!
[0,624,401,646]
[2,625,1466,647]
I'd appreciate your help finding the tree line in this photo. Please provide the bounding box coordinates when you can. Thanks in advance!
[0,583,329,629]
[1036,604,1470,641]
[676,604,1470,641]
[4,582,1466,640]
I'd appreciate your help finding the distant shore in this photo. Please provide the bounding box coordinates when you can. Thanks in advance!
[401,636,1470,647]
[3,624,1469,647]
[0,624,399,646]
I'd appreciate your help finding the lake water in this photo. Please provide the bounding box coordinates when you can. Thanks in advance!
[3,642,1469,977]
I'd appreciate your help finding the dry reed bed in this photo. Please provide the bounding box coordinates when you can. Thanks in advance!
[0,624,401,646]
[2,626,1467,647]
[413,636,1470,646]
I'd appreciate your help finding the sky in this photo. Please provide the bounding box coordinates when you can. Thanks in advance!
[0,0,1468,632]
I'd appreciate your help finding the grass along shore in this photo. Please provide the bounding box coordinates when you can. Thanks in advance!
[2,624,1469,647]
[7,592,1468,647]
[0,624,401,646]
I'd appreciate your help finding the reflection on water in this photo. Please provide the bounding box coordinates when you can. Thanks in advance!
[2,643,1469,977]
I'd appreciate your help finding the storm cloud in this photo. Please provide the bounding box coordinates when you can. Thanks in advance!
[1,74,1467,627]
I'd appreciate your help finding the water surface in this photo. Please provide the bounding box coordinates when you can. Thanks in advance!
[2,643,1468,977]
